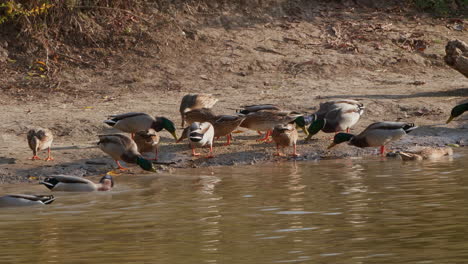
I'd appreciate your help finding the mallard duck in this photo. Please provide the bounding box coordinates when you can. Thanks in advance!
[447,102,468,123]
[180,94,218,127]
[27,128,54,161]
[238,104,281,114]
[212,115,246,145]
[184,108,217,125]
[187,122,214,158]
[397,147,453,161]
[180,109,245,145]
[134,129,160,160]
[0,194,55,207]
[40,174,114,192]
[104,112,177,140]
[97,134,156,171]
[328,122,418,156]
[240,110,305,142]
[306,102,365,141]
[272,122,299,157]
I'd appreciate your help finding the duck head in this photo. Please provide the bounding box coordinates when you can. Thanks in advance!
[136,156,157,172]
[328,132,354,149]
[154,117,178,141]
[98,174,114,191]
[447,103,468,123]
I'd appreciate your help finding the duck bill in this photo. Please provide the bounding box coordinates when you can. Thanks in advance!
[150,167,157,172]
[298,125,309,136]
[327,143,337,149]
[446,116,454,124]
[170,131,178,141]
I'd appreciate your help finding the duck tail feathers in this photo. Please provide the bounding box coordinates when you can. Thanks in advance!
[403,123,418,133]
[104,120,116,127]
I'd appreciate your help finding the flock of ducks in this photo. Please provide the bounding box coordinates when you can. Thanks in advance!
[1,94,467,207]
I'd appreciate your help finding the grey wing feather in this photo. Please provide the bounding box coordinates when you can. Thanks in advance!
[108,112,149,120]
[49,175,91,184]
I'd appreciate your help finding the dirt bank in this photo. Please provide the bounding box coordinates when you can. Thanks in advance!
[0,2,467,183]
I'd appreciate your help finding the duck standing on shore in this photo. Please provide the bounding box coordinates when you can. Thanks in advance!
[305,100,365,141]
[97,134,156,171]
[27,128,54,161]
[328,122,418,156]
[240,109,305,142]
[180,94,218,127]
[40,174,114,192]
[134,129,160,160]
[104,112,177,140]
[181,109,245,146]
[446,103,468,123]
[271,122,299,157]
[187,122,215,158]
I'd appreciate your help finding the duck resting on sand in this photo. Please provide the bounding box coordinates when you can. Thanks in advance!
[27,128,54,161]
[40,174,114,192]
[271,122,299,157]
[104,112,177,140]
[446,103,468,123]
[396,147,453,161]
[180,94,218,127]
[97,134,156,171]
[328,122,418,156]
[0,194,55,207]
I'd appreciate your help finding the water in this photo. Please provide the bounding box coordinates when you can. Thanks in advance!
[1,150,468,264]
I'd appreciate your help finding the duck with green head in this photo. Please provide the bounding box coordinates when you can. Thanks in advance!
[446,103,468,123]
[305,100,364,141]
[98,134,157,172]
[328,121,417,156]
[104,112,177,140]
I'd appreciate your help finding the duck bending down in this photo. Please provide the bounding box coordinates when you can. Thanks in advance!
[328,122,418,156]
[104,112,177,140]
[180,94,218,127]
[240,110,305,142]
[40,174,114,192]
[187,122,215,158]
[306,102,365,141]
[272,122,299,157]
[446,102,468,123]
[0,194,55,207]
[97,134,156,172]
[27,128,54,161]
[134,129,160,160]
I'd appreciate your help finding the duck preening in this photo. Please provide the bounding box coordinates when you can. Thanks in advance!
[27,128,54,161]
[0,194,55,207]
[329,122,418,156]
[187,122,215,158]
[97,134,156,172]
[40,174,114,192]
[104,112,177,140]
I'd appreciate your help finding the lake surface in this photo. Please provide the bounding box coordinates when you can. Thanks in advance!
[1,149,468,264]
